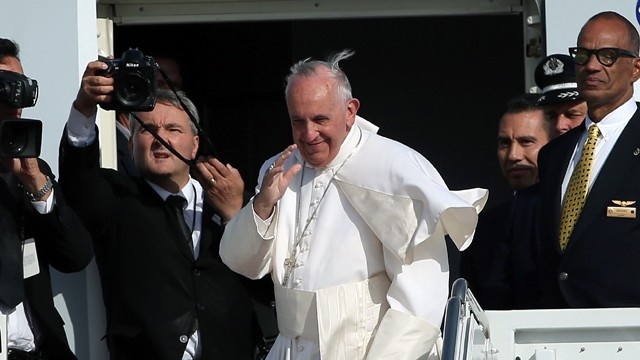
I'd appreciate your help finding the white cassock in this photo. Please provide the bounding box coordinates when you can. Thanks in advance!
[221,117,488,360]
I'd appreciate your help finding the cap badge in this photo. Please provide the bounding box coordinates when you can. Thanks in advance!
[543,57,564,75]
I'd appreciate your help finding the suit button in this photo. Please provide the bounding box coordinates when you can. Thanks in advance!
[559,272,569,281]
[179,335,188,343]
[193,269,200,276]
[198,303,205,310]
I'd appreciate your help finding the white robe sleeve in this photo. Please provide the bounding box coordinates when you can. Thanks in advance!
[219,199,276,280]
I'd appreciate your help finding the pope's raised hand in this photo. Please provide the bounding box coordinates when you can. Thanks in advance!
[253,144,302,220]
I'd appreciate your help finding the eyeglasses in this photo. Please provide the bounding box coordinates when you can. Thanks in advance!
[569,47,638,67]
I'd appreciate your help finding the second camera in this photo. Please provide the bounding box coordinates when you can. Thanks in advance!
[98,49,157,112]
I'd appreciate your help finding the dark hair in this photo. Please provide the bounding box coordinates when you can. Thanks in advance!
[502,93,553,138]
[0,38,20,61]
[583,11,640,54]
[504,93,541,115]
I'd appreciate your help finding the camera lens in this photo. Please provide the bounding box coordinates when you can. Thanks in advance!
[116,73,151,107]
[1,121,29,156]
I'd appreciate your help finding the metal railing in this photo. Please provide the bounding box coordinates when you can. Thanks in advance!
[441,278,496,360]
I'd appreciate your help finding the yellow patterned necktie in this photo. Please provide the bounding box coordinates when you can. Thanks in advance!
[558,124,600,251]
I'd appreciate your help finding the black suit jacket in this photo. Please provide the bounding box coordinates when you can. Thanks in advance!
[538,106,640,308]
[0,160,93,359]
[59,129,260,360]
[461,184,544,310]
[460,197,513,309]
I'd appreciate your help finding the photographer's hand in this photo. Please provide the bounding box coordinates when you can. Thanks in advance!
[194,157,244,223]
[73,61,114,118]
[3,157,51,201]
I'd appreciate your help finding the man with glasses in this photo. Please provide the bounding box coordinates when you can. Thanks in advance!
[537,11,640,308]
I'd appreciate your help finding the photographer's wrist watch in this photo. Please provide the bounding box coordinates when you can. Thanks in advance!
[24,175,53,201]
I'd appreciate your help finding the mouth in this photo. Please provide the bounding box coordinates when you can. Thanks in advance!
[507,166,533,175]
[153,151,171,159]
[581,76,602,87]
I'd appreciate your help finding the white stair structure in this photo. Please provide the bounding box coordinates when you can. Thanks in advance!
[441,278,640,360]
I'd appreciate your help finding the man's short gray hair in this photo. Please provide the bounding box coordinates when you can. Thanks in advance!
[284,49,355,105]
[130,89,199,135]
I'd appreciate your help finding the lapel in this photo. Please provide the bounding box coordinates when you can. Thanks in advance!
[548,125,584,243]
[567,107,640,250]
[198,203,215,262]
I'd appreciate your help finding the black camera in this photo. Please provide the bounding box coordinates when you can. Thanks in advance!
[0,71,41,158]
[0,117,42,158]
[98,49,157,112]
[0,70,38,108]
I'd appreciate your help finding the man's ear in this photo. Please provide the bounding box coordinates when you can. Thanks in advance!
[191,135,199,159]
[632,57,640,82]
[346,98,360,127]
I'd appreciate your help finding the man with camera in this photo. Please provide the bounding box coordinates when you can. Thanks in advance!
[58,54,263,359]
[0,38,93,359]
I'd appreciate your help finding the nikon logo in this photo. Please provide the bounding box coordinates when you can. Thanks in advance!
[124,62,140,68]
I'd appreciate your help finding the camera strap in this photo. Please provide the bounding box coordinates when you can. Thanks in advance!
[156,66,218,158]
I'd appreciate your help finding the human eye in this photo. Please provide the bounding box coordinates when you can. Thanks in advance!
[313,116,330,124]
[497,138,510,148]
[291,118,304,127]
[572,48,590,64]
[598,49,617,65]
[519,137,536,146]
[137,125,152,135]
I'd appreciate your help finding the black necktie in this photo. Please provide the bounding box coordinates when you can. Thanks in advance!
[166,195,194,254]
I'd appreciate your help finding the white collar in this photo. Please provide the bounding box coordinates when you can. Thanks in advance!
[146,177,196,203]
[585,98,637,141]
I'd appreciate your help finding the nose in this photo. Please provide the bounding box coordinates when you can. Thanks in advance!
[556,116,572,135]
[508,144,523,161]
[150,128,169,148]
[301,122,318,141]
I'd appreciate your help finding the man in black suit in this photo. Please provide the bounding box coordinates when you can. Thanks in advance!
[461,94,552,309]
[0,38,93,359]
[59,59,263,359]
[538,11,640,308]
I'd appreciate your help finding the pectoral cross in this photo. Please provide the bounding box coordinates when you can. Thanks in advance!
[282,256,297,287]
